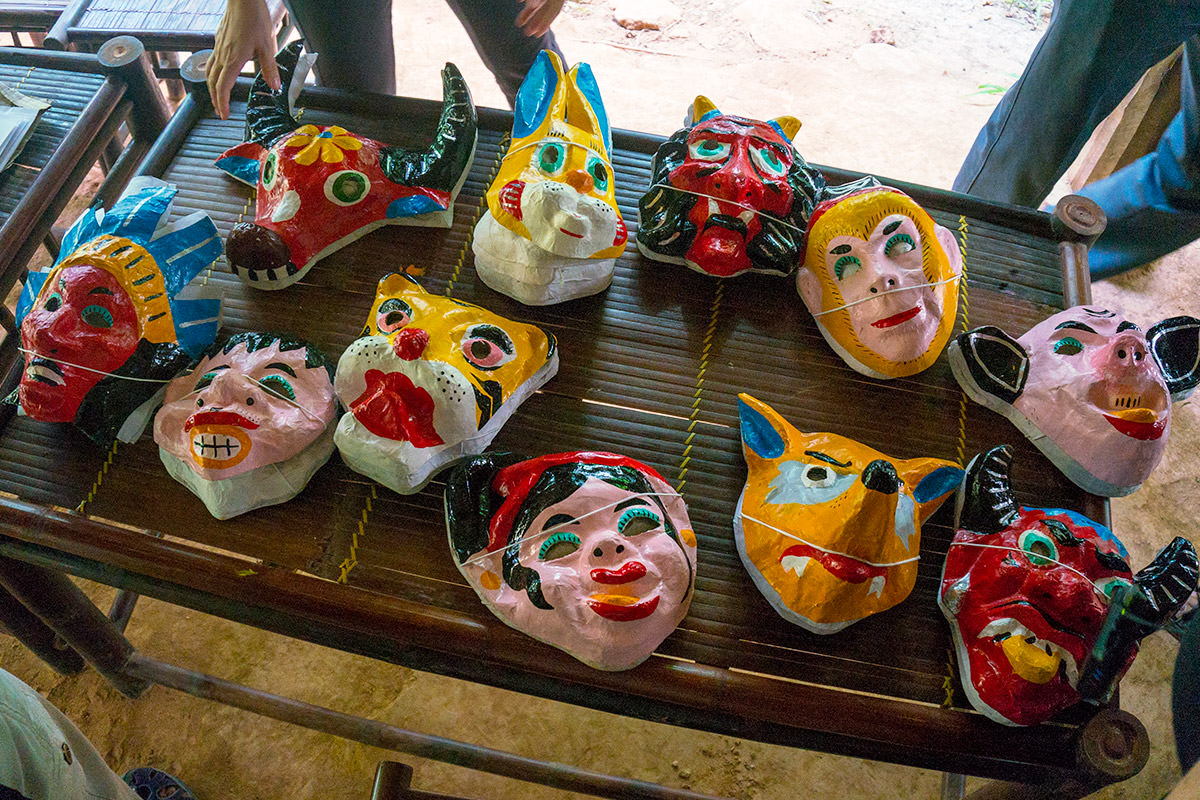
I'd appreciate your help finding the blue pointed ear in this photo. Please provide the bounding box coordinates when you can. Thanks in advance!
[215,142,266,187]
[512,50,559,141]
[738,397,785,459]
[571,62,610,153]
[914,466,964,504]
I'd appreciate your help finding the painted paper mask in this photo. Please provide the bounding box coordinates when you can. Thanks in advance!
[948,306,1200,496]
[940,445,1197,726]
[796,187,963,379]
[334,273,558,494]
[153,332,337,519]
[15,178,222,447]
[472,50,625,305]
[446,451,697,670]
[215,42,478,290]
[637,97,827,278]
[735,393,962,633]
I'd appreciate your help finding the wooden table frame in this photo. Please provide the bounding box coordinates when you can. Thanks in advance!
[0,66,1148,800]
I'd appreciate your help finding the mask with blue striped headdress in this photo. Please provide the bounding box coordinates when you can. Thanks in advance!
[15,178,223,447]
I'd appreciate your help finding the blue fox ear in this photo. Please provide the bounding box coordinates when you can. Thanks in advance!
[513,50,561,141]
[738,396,785,459]
[914,466,964,504]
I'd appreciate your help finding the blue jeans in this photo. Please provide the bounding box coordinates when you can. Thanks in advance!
[952,0,1200,277]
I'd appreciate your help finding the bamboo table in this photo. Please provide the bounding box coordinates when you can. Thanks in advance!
[0,71,1148,800]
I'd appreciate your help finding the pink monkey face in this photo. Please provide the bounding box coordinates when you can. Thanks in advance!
[1017,308,1170,492]
[154,335,336,479]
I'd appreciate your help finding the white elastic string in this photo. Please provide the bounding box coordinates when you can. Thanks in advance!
[811,272,962,318]
[460,490,684,568]
[736,510,921,568]
[645,183,806,234]
[947,541,1115,602]
[502,137,613,170]
[19,346,175,384]
[181,370,327,425]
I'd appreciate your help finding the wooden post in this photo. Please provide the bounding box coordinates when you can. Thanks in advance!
[964,709,1148,800]
[1050,194,1106,307]
[0,582,84,676]
[0,556,149,697]
[43,0,89,50]
[180,48,211,100]
[97,36,169,143]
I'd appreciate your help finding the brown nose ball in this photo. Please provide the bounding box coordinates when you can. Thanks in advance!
[226,222,291,274]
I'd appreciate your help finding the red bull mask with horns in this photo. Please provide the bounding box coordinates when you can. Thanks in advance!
[215,42,478,290]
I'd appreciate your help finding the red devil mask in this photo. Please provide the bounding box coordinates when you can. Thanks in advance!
[939,445,1197,726]
[215,42,478,290]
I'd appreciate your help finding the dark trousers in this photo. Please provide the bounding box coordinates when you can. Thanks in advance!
[1175,603,1200,771]
[952,0,1200,277]
[289,0,565,107]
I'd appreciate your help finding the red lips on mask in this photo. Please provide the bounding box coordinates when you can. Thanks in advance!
[350,369,444,447]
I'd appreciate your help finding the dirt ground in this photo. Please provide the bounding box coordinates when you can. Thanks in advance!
[3,0,1198,798]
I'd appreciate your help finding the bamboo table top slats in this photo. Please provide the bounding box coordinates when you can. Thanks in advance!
[0,86,1111,782]
[0,60,104,227]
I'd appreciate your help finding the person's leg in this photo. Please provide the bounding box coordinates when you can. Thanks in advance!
[953,0,1200,206]
[288,0,395,94]
[1080,36,1200,277]
[443,0,565,107]
[0,668,139,800]
[1174,597,1200,771]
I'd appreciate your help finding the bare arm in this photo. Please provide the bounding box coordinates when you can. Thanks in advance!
[207,0,281,120]
[515,0,565,38]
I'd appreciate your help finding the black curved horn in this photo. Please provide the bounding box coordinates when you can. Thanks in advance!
[244,40,304,147]
[958,445,1019,535]
[380,62,478,192]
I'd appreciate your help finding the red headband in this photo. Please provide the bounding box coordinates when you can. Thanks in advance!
[485,451,669,553]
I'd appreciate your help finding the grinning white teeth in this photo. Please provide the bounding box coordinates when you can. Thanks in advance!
[976,618,1080,687]
[26,366,64,385]
[781,555,810,577]
[868,575,886,597]
[192,434,242,460]
[738,209,755,225]
[708,198,719,218]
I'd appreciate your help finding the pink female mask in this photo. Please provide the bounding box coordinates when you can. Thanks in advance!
[446,452,698,670]
[949,306,1200,495]
[153,332,338,519]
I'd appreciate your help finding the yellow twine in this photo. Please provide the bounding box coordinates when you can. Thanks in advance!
[677,281,723,492]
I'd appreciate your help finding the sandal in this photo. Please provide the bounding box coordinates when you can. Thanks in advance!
[122,767,198,800]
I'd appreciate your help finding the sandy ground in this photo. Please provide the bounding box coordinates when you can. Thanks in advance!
[3,0,1198,798]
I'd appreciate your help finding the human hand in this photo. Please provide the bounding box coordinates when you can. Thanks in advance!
[207,0,281,120]
[515,0,564,38]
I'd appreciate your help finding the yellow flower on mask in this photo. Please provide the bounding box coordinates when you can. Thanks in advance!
[284,125,364,166]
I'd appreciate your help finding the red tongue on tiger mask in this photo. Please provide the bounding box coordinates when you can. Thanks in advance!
[350,368,444,447]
